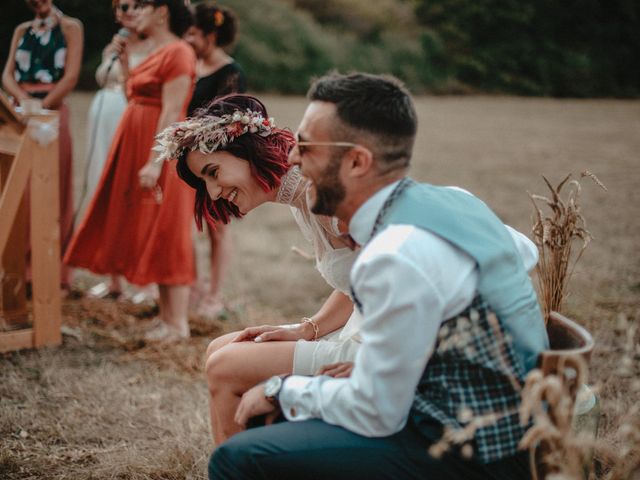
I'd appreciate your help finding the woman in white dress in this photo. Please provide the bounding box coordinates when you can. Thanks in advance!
[158,93,539,444]
[83,0,151,299]
[84,0,150,198]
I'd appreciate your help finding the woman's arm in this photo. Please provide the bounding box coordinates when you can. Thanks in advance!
[306,289,354,338]
[233,289,354,343]
[138,73,193,188]
[1,23,31,104]
[41,17,83,109]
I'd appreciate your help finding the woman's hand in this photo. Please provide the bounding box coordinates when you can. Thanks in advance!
[233,322,315,343]
[316,362,354,378]
[138,161,162,189]
[106,31,129,62]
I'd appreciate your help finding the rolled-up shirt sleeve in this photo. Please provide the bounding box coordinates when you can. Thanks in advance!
[279,240,447,437]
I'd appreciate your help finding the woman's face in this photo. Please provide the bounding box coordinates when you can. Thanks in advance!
[115,0,139,30]
[135,1,165,35]
[186,149,269,215]
[183,26,212,58]
[26,0,53,17]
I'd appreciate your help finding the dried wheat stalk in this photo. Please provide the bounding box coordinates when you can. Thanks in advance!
[518,356,591,480]
[529,171,606,323]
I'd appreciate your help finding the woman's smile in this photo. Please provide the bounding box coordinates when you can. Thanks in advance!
[187,149,273,215]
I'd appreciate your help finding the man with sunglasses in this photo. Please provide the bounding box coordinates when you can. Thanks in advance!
[209,72,548,479]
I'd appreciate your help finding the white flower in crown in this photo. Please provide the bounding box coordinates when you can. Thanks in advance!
[153,109,276,164]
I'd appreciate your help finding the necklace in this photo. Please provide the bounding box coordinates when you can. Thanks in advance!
[368,177,413,241]
[276,167,304,206]
[32,7,61,36]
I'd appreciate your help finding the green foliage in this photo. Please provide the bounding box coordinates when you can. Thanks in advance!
[1,0,638,96]
[217,0,428,93]
[286,0,421,40]
[414,0,640,97]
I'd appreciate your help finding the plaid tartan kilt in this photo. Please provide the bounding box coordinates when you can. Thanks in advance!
[410,295,529,464]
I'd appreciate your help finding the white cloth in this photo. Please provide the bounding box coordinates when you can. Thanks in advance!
[292,333,361,375]
[279,181,539,438]
[84,51,146,199]
[276,168,363,371]
[84,88,126,196]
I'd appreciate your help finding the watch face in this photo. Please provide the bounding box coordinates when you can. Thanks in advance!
[264,375,282,398]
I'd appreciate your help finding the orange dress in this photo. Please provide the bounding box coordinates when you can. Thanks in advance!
[64,41,196,286]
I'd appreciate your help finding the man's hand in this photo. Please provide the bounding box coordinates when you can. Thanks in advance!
[234,383,280,428]
[316,362,354,378]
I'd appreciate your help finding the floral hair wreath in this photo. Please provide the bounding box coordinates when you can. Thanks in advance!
[153,109,276,163]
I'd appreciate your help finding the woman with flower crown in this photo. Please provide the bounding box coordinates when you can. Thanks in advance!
[154,93,362,443]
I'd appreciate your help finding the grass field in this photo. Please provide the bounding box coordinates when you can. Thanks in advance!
[1,92,639,479]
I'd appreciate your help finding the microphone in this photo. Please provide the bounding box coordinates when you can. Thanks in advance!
[105,27,131,76]
[109,27,131,64]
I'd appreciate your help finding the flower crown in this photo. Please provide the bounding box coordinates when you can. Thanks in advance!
[153,109,276,163]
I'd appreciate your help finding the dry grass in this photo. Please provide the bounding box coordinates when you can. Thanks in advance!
[1,93,639,479]
[529,173,604,322]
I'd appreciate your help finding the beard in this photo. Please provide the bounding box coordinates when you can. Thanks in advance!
[310,154,346,216]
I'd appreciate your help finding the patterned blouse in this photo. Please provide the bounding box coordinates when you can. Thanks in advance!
[14,22,67,85]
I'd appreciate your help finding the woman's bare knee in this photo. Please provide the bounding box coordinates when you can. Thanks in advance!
[205,331,239,360]
[205,344,244,395]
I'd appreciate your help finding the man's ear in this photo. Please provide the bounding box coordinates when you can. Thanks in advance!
[344,145,373,178]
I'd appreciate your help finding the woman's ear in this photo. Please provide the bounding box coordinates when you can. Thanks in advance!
[206,31,217,47]
[156,4,169,23]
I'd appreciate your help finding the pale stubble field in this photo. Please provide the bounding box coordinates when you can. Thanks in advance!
[0,93,638,479]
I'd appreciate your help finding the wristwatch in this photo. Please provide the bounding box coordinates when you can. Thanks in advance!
[264,375,288,405]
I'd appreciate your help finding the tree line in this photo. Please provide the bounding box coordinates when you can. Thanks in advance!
[1,0,638,97]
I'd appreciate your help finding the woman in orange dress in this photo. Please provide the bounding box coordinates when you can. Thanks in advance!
[64,0,196,342]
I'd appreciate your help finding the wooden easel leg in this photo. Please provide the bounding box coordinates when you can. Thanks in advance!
[0,147,29,331]
[28,118,61,348]
[0,191,28,328]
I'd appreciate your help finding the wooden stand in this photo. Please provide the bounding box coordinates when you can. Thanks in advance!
[0,91,62,352]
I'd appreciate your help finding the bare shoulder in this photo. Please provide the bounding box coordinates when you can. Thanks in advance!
[60,15,83,33]
[14,21,31,36]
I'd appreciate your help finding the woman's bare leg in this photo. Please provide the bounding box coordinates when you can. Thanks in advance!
[159,284,190,336]
[204,331,241,440]
[199,223,230,316]
[205,339,296,444]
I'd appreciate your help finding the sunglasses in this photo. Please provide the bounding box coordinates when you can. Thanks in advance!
[134,0,156,8]
[117,3,134,13]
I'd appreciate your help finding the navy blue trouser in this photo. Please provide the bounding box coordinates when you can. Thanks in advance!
[209,419,531,480]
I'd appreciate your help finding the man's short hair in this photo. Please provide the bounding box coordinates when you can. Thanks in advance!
[308,72,418,172]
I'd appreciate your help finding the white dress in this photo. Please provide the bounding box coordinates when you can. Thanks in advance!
[83,51,146,199]
[276,167,363,375]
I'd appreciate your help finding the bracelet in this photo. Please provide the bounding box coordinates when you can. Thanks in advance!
[302,317,319,341]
